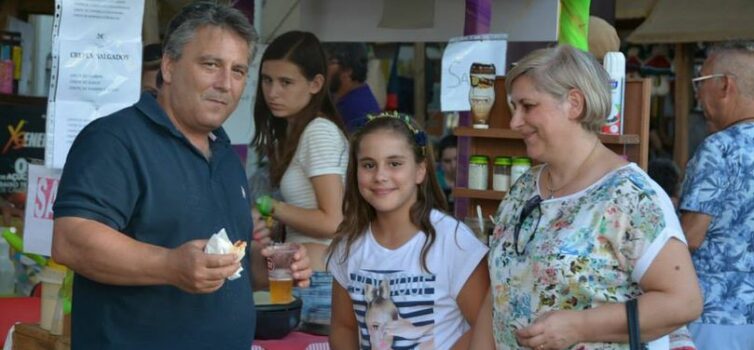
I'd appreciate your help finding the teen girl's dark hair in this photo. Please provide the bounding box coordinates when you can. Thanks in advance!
[251,30,346,186]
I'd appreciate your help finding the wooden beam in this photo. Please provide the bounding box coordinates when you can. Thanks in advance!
[456,0,492,219]
[0,0,19,29]
[413,42,426,127]
[18,0,54,16]
[673,43,692,172]
[143,0,160,45]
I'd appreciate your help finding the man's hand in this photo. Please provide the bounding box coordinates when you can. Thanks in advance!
[261,243,312,288]
[166,239,240,293]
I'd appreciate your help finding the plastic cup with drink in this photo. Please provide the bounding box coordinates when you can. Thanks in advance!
[267,242,297,304]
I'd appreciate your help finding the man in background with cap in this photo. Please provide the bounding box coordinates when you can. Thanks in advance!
[141,43,161,95]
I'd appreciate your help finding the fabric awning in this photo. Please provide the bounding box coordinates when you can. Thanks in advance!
[616,0,656,20]
[627,0,754,43]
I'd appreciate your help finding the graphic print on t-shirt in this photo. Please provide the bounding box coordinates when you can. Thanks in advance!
[349,269,435,350]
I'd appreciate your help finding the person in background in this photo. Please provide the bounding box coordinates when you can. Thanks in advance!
[648,157,681,208]
[586,16,620,62]
[323,43,381,133]
[679,40,754,349]
[51,3,311,349]
[252,31,348,330]
[470,45,701,349]
[436,134,457,212]
[141,43,162,95]
[0,195,23,226]
[327,113,489,350]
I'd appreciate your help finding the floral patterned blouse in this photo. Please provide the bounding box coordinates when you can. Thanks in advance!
[489,163,684,349]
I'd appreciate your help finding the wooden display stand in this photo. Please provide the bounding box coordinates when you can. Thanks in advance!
[453,76,651,222]
[12,323,70,350]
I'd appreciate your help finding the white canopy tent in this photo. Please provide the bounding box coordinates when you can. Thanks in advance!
[619,0,754,169]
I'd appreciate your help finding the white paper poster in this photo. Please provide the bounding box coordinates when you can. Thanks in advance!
[440,33,507,112]
[23,164,62,256]
[45,0,144,169]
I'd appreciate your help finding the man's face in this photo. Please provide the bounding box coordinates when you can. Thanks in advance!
[696,58,724,131]
[161,26,250,136]
[440,147,457,181]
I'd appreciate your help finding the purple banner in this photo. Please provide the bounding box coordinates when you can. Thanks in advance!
[463,0,492,36]
[456,0,492,218]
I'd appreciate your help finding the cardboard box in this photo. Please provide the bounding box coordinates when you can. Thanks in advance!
[12,323,69,350]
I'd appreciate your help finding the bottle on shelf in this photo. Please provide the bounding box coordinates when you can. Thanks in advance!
[469,63,496,129]
[602,51,626,135]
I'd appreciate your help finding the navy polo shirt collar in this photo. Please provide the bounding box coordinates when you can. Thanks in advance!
[134,92,231,145]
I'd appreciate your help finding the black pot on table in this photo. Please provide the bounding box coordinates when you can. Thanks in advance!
[254,291,302,340]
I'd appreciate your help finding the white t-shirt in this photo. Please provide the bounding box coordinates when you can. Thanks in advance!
[280,117,348,245]
[328,210,488,350]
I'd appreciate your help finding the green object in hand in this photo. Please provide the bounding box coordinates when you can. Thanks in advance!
[61,270,74,314]
[1,228,48,267]
[256,195,274,217]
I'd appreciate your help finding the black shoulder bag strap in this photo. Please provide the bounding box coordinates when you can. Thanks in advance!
[626,299,646,350]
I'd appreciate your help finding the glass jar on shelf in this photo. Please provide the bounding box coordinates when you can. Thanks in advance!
[468,155,489,190]
[469,63,496,129]
[492,156,512,191]
[510,157,532,185]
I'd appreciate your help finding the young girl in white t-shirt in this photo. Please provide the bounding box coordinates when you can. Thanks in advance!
[327,113,490,350]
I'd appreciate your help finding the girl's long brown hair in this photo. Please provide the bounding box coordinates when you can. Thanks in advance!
[327,115,448,272]
[251,31,346,186]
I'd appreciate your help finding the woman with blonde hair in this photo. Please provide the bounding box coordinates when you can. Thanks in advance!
[470,45,702,349]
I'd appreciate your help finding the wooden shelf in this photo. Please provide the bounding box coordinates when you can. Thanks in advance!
[0,94,47,106]
[454,127,523,139]
[597,133,640,144]
[453,187,507,201]
[454,127,639,145]
[454,77,651,220]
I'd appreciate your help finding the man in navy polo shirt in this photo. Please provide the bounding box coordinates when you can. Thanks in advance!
[51,3,312,349]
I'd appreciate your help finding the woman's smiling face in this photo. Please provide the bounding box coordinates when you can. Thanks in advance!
[508,75,573,162]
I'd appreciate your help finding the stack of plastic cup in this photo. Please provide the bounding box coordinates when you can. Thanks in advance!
[38,261,67,332]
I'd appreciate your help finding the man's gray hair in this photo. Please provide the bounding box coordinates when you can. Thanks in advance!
[156,2,257,87]
[707,40,754,99]
[505,45,611,133]
[164,1,257,61]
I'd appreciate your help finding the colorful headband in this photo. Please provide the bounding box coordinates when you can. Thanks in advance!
[366,111,428,155]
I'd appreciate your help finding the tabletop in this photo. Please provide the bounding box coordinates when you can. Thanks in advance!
[253,331,329,350]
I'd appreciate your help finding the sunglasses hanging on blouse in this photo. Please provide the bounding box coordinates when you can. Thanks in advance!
[513,195,543,256]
